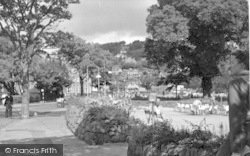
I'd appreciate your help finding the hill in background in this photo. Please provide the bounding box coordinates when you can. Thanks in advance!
[100,40,145,60]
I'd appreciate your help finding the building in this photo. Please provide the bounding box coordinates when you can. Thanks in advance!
[63,67,92,96]
[111,65,122,75]
[115,50,127,59]
[43,48,93,96]
[124,68,141,78]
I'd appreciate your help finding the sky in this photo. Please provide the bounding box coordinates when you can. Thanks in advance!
[58,0,157,44]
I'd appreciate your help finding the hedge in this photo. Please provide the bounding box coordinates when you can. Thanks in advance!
[12,93,41,104]
[65,96,136,145]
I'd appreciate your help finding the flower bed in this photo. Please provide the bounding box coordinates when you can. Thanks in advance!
[65,96,136,145]
[127,120,226,156]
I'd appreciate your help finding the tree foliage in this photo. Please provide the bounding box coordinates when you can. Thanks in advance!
[0,0,79,118]
[0,37,18,94]
[126,40,145,60]
[100,41,126,56]
[145,0,248,96]
[52,32,116,95]
[33,58,72,92]
[140,70,159,91]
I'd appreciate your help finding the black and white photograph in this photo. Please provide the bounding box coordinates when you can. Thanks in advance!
[0,0,249,156]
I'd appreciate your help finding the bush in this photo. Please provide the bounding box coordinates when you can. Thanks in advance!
[127,120,227,156]
[131,94,181,101]
[65,96,135,145]
[13,93,41,104]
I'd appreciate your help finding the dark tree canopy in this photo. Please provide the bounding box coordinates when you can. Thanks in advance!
[100,41,126,56]
[145,0,248,96]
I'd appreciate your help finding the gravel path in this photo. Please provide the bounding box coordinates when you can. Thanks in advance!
[132,107,229,135]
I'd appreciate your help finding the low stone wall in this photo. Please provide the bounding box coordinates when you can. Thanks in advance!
[65,97,132,145]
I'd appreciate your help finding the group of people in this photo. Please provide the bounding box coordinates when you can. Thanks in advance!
[144,98,164,124]
[175,98,229,116]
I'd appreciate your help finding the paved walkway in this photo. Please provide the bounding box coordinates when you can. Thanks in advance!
[0,103,128,156]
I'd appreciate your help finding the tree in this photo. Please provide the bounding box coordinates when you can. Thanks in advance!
[140,70,159,91]
[100,41,126,56]
[126,40,145,60]
[122,57,138,69]
[110,72,127,94]
[86,47,116,92]
[0,0,79,118]
[33,58,72,100]
[212,56,231,93]
[56,33,91,96]
[185,76,201,90]
[0,37,19,94]
[158,71,189,98]
[146,0,248,97]
[55,32,116,96]
[144,38,179,71]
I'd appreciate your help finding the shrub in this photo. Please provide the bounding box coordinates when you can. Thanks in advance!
[13,93,41,104]
[65,96,135,145]
[127,119,227,156]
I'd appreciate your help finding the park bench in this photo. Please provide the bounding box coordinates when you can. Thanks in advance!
[56,98,65,108]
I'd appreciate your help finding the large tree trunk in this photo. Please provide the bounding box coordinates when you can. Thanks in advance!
[201,77,212,97]
[21,66,30,119]
[80,76,83,96]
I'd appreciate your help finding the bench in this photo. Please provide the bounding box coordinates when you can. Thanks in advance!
[56,98,65,108]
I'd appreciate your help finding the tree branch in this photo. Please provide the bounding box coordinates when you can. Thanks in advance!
[0,22,17,50]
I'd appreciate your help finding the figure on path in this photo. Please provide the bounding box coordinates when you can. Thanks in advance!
[145,98,163,124]
[4,92,13,118]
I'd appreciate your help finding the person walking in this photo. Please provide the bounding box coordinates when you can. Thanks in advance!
[4,92,13,118]
[145,98,163,124]
[216,50,249,156]
[1,92,7,105]
[153,98,164,122]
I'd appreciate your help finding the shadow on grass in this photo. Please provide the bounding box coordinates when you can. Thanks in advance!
[1,135,128,156]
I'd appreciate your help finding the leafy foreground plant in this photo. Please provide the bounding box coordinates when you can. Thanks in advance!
[128,119,227,156]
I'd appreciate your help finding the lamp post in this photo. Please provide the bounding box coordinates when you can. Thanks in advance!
[102,64,112,96]
[96,67,101,97]
[41,89,44,103]
[86,65,89,97]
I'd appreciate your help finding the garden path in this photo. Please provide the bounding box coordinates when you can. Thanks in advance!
[0,102,229,156]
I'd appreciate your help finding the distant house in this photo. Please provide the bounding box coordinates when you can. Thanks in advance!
[125,68,141,78]
[41,48,95,96]
[126,84,139,92]
[63,67,92,96]
[138,87,147,92]
[115,50,127,59]
[63,68,80,96]
[111,65,122,75]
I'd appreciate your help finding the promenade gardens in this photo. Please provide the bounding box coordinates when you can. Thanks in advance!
[0,0,248,156]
